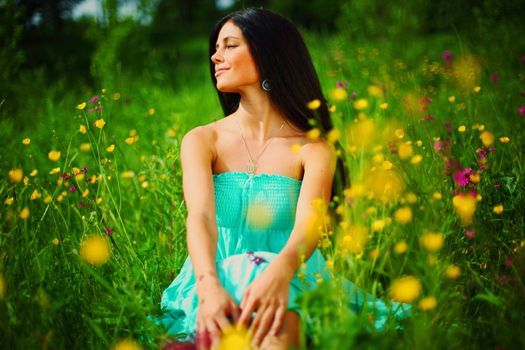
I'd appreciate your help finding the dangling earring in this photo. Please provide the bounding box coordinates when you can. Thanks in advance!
[261,79,271,92]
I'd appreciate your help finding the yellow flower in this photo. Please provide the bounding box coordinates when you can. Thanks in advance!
[79,235,111,266]
[307,99,321,110]
[129,129,137,136]
[416,140,423,147]
[22,138,31,145]
[480,131,494,146]
[448,96,455,103]
[499,137,510,143]
[82,189,89,198]
[367,85,383,97]
[452,194,477,226]
[398,142,413,159]
[445,265,461,279]
[148,108,155,116]
[371,220,385,232]
[493,205,504,215]
[306,128,321,140]
[102,88,107,93]
[9,168,23,183]
[79,125,87,134]
[458,125,466,132]
[95,119,106,129]
[246,201,274,230]
[379,102,388,110]
[395,207,412,224]
[341,224,368,253]
[473,86,481,93]
[19,207,30,220]
[420,232,444,252]
[395,129,405,139]
[328,105,336,112]
[330,88,348,102]
[405,192,417,204]
[382,160,393,170]
[112,92,121,100]
[291,143,301,153]
[4,197,14,205]
[394,241,408,254]
[48,150,61,162]
[353,98,368,110]
[216,325,252,350]
[469,173,481,184]
[30,190,41,200]
[76,102,86,110]
[23,176,29,186]
[433,192,442,200]
[112,339,142,350]
[49,167,61,175]
[389,276,422,303]
[419,296,437,311]
[43,195,52,204]
[79,143,91,152]
[327,128,341,143]
[30,169,38,177]
[106,144,115,153]
[410,154,423,164]
[52,238,59,245]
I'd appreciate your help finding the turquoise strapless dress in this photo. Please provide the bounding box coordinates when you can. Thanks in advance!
[158,172,410,340]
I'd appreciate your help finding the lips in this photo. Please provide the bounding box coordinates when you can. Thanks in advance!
[215,68,229,77]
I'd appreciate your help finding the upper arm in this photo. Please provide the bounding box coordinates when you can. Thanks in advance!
[180,126,216,222]
[293,140,337,229]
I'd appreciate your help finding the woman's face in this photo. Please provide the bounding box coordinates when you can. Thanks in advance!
[211,20,260,93]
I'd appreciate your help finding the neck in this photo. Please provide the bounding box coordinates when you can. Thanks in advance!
[233,88,287,142]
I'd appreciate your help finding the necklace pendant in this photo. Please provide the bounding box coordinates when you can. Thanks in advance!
[247,162,256,174]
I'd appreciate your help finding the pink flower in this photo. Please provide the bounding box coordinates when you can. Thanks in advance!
[89,95,100,103]
[464,230,475,239]
[442,50,453,62]
[491,72,499,83]
[519,106,525,116]
[105,227,112,236]
[434,140,443,152]
[69,185,77,192]
[454,168,472,187]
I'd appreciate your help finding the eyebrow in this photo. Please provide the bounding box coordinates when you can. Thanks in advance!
[215,36,240,48]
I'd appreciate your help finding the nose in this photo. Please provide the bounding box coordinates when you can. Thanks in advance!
[211,49,223,64]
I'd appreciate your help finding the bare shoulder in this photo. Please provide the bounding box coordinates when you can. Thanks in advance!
[300,138,336,168]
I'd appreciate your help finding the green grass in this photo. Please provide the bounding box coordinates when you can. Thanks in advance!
[1,28,524,349]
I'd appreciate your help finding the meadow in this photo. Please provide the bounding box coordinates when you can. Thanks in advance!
[1,21,525,350]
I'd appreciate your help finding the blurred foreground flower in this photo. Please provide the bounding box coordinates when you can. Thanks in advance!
[452,193,477,226]
[307,99,321,110]
[419,296,437,311]
[420,232,444,252]
[341,224,368,254]
[80,235,111,266]
[445,265,461,279]
[19,207,30,220]
[389,276,422,303]
[216,325,253,350]
[112,339,142,350]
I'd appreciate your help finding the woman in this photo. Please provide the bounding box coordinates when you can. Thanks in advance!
[158,8,408,350]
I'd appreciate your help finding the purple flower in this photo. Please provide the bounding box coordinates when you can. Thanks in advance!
[454,168,472,187]
[351,91,357,99]
[105,227,112,236]
[422,114,434,122]
[59,173,71,180]
[491,72,499,83]
[88,108,94,113]
[246,251,266,266]
[442,50,453,62]
[89,95,100,104]
[82,165,88,173]
[95,106,102,113]
[494,182,501,189]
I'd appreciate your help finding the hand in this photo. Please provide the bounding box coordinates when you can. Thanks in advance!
[237,263,292,348]
[196,277,241,350]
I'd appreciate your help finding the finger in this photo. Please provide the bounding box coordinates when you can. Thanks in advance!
[240,289,250,310]
[215,313,232,334]
[238,298,256,328]
[205,319,221,349]
[230,300,241,324]
[269,306,285,336]
[252,307,276,348]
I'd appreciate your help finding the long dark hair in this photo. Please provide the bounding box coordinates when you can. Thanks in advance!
[209,7,349,200]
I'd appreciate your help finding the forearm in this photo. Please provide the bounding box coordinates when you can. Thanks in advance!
[272,219,320,281]
[185,214,221,295]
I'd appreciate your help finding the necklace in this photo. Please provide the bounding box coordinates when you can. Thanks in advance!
[234,117,285,174]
